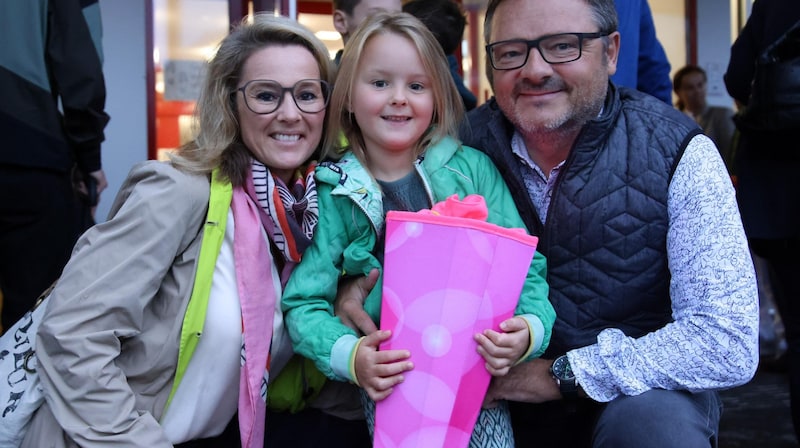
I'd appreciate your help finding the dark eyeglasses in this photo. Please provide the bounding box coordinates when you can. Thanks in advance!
[234,79,330,114]
[486,32,609,70]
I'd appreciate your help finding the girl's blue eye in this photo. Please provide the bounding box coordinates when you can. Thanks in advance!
[409,82,424,92]
[373,80,388,88]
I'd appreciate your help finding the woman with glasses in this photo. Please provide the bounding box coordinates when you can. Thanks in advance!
[20,14,364,448]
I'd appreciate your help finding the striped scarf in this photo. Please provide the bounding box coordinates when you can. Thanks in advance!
[249,159,318,264]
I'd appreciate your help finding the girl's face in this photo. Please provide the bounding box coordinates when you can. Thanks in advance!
[235,44,325,183]
[351,32,434,165]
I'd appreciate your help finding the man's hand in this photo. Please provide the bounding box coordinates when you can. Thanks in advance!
[88,169,108,218]
[482,358,561,408]
[89,169,108,195]
[335,268,379,335]
[355,330,413,402]
[75,169,108,219]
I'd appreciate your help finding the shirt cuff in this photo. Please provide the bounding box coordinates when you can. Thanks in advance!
[514,313,545,365]
[331,334,360,383]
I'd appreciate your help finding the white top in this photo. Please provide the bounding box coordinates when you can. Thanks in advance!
[161,209,292,443]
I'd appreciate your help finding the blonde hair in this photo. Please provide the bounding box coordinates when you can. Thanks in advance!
[325,11,465,163]
[170,13,334,187]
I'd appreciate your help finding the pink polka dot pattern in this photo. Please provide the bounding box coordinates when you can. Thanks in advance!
[374,210,538,448]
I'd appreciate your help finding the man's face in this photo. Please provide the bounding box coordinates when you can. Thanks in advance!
[334,0,402,44]
[488,0,619,135]
[676,71,707,113]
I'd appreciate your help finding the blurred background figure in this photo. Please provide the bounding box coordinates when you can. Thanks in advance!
[0,0,110,333]
[725,0,800,441]
[403,0,478,110]
[673,64,737,173]
[332,0,401,65]
[613,0,672,104]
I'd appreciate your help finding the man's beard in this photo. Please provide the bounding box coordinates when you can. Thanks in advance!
[502,75,607,136]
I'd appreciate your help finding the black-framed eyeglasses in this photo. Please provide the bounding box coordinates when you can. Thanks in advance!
[486,32,610,70]
[234,79,330,114]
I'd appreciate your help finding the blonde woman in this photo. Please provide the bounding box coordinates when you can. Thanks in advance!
[21,14,343,448]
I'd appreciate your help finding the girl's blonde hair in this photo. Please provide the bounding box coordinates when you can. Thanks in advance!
[170,13,334,187]
[325,11,465,163]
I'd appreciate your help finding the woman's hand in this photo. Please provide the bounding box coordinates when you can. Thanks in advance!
[474,316,530,376]
[354,329,414,402]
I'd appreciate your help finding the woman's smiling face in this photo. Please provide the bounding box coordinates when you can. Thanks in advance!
[235,44,326,183]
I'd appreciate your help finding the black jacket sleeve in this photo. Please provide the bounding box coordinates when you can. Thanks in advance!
[47,0,110,174]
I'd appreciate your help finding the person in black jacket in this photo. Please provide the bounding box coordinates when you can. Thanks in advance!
[0,0,110,333]
[725,0,800,441]
[403,0,478,110]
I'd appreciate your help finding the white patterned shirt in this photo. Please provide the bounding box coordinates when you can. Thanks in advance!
[511,132,759,401]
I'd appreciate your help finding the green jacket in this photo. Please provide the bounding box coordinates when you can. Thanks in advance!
[282,136,554,382]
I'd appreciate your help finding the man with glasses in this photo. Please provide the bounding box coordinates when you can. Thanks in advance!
[461,0,759,446]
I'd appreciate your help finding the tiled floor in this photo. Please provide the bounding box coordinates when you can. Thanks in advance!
[718,366,798,447]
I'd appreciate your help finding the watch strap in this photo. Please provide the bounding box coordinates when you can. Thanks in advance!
[556,376,579,399]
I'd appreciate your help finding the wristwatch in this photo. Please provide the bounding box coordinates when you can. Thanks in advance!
[550,354,579,399]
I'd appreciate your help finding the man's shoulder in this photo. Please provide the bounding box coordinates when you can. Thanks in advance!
[617,87,698,129]
[465,98,497,122]
[461,98,510,148]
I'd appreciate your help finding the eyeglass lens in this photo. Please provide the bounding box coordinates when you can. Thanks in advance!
[490,34,585,69]
[241,79,329,114]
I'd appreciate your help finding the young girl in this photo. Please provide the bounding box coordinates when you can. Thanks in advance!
[282,11,555,447]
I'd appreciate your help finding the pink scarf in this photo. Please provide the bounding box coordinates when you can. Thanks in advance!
[229,162,318,447]
[231,186,274,448]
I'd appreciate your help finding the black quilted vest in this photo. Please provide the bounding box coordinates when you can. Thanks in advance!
[462,85,702,356]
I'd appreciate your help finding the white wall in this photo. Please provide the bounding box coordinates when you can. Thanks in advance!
[695,0,736,108]
[97,1,149,222]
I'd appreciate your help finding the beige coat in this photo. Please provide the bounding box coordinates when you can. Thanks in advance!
[21,161,210,448]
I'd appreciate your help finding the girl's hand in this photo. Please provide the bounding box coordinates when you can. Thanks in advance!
[355,329,414,402]
[474,316,530,376]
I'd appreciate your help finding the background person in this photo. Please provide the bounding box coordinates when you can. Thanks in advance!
[672,64,737,173]
[0,0,109,333]
[724,0,800,441]
[331,0,401,65]
[20,14,343,448]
